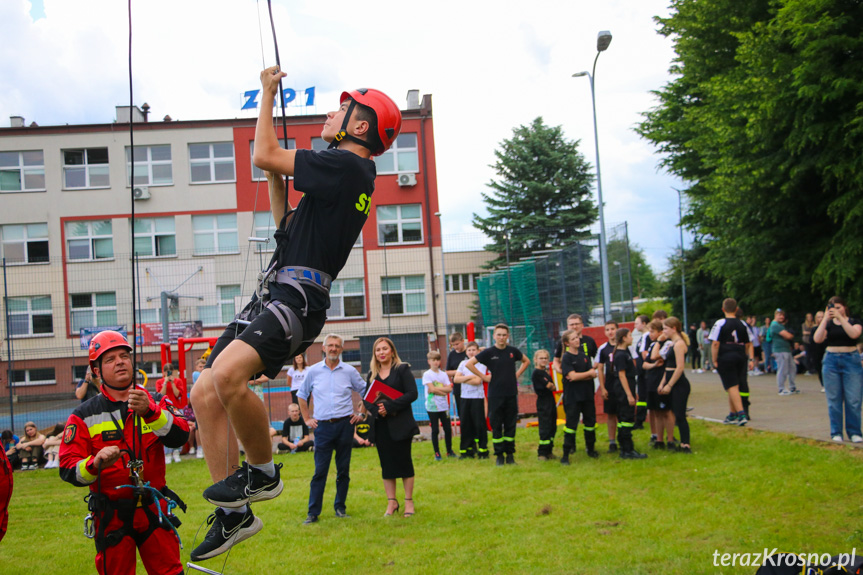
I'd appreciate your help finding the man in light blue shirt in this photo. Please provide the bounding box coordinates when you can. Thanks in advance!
[298,333,367,524]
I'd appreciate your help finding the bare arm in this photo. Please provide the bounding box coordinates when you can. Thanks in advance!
[75,383,88,400]
[663,341,687,390]
[253,67,298,177]
[711,340,720,368]
[552,357,562,374]
[465,357,491,383]
[516,356,530,380]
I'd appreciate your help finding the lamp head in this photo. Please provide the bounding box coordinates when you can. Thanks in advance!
[572,71,589,78]
[597,30,612,52]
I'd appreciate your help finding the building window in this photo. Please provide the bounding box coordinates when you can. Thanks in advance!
[72,365,89,382]
[10,368,56,387]
[63,148,110,189]
[136,308,160,324]
[253,211,276,252]
[377,204,423,245]
[189,143,235,183]
[381,275,426,315]
[0,223,49,264]
[66,220,113,261]
[329,279,365,319]
[250,140,295,181]
[446,273,480,293]
[311,138,329,151]
[133,217,176,257]
[374,133,418,174]
[70,292,117,333]
[7,296,53,337]
[126,145,172,186]
[198,285,241,326]
[0,150,45,192]
[192,214,238,255]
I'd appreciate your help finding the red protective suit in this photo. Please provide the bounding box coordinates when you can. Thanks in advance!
[0,447,12,542]
[60,384,189,575]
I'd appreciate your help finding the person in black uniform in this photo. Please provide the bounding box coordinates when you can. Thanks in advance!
[466,324,530,466]
[643,320,668,448]
[445,333,467,418]
[559,330,600,464]
[552,314,597,376]
[365,337,419,517]
[190,66,403,556]
[709,298,753,426]
[659,317,693,453]
[596,321,619,452]
[531,350,557,461]
[632,314,650,430]
[612,329,647,459]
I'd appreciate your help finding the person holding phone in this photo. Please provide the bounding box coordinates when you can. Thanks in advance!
[814,297,863,443]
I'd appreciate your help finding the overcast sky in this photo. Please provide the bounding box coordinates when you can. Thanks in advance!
[1,0,687,271]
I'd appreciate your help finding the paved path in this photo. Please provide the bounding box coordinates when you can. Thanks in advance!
[685,369,862,448]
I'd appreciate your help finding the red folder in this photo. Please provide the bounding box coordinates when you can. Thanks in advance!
[364,379,403,403]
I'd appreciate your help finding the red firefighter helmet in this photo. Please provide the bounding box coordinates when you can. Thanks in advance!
[88,330,132,369]
[338,88,402,156]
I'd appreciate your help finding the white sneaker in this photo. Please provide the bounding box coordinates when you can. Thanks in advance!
[851,435,863,443]
[697,369,704,374]
[778,389,792,396]
[172,450,182,463]
[712,369,718,374]
[188,447,196,455]
[197,448,205,459]
[832,435,843,442]
[821,388,826,393]
[165,455,172,465]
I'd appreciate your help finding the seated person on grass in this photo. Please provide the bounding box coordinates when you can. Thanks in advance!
[277,404,312,453]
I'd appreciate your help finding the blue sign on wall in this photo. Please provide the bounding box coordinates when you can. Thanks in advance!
[242,87,316,110]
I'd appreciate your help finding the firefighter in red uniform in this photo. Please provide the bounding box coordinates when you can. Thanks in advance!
[60,330,189,575]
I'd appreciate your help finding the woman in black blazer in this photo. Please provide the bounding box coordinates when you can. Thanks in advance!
[365,337,419,517]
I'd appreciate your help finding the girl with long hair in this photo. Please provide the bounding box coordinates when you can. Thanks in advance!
[287,353,308,406]
[659,317,692,453]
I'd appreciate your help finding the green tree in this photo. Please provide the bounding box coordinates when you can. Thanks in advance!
[663,241,725,325]
[606,238,660,301]
[473,117,597,268]
[638,0,863,311]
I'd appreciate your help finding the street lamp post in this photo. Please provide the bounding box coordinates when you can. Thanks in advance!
[574,30,613,322]
[673,188,688,329]
[435,212,449,335]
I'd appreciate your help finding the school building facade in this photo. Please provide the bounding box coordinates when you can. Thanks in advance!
[0,93,490,402]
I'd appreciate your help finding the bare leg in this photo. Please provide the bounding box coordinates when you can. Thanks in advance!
[384,479,398,514]
[607,414,618,441]
[403,477,415,515]
[727,386,744,413]
[209,340,272,465]
[191,368,239,482]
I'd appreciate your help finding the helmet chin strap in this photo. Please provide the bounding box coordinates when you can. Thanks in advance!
[328,99,375,153]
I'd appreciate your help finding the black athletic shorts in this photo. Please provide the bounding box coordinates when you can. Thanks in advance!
[717,358,746,391]
[206,302,323,380]
[646,390,662,411]
[603,392,619,416]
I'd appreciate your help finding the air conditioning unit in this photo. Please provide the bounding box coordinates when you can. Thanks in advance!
[133,186,150,200]
[397,173,417,187]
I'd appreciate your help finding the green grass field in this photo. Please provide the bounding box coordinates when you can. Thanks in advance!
[5,420,863,575]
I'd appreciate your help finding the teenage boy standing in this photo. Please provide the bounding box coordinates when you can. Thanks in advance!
[466,324,530,466]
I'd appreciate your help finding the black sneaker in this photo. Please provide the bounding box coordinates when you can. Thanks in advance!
[677,445,692,454]
[586,450,600,459]
[302,514,318,525]
[652,441,666,450]
[477,452,490,460]
[203,462,284,508]
[723,413,738,425]
[335,509,350,518]
[190,508,263,561]
[619,450,648,460]
[737,414,749,427]
[608,442,618,453]
[505,454,516,465]
[495,455,505,466]
[446,451,457,458]
[559,455,570,466]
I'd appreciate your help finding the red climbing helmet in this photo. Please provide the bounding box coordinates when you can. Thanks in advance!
[88,330,132,368]
[339,88,402,156]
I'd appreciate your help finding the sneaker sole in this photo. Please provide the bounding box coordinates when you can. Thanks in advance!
[206,480,284,508]
[190,515,264,561]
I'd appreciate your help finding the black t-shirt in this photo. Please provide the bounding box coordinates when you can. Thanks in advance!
[355,416,375,444]
[708,317,750,362]
[613,348,636,392]
[532,369,554,399]
[553,335,597,361]
[475,345,524,398]
[596,342,615,388]
[561,350,594,404]
[823,318,861,347]
[267,149,376,315]
[644,339,665,390]
[446,349,467,393]
[282,416,309,442]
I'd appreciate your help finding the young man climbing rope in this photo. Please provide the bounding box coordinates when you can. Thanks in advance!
[189,66,402,561]
[59,330,190,575]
